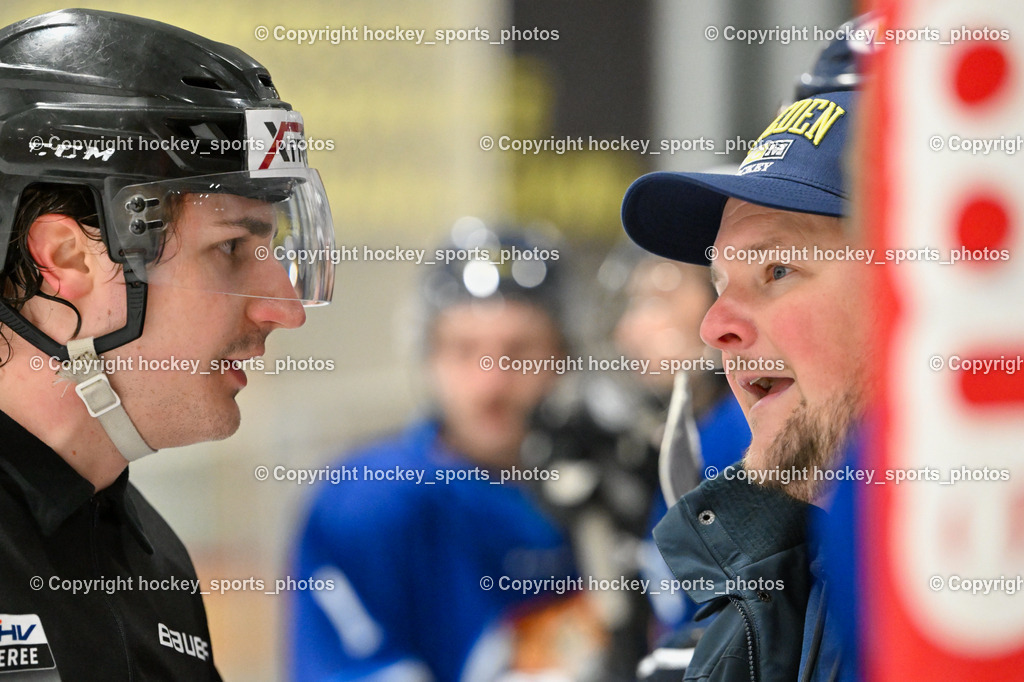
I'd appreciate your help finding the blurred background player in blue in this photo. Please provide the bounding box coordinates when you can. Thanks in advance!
[289,221,596,681]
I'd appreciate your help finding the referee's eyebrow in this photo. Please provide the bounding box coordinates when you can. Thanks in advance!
[217,216,274,239]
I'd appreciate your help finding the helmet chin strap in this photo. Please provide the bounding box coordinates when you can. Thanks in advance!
[58,337,155,462]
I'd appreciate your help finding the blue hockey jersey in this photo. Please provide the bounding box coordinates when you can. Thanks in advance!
[289,421,576,681]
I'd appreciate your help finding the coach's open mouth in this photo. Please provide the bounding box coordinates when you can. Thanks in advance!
[741,376,795,403]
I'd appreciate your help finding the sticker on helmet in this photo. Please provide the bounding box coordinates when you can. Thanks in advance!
[245,109,308,171]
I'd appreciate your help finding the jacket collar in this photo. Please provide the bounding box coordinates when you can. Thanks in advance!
[654,463,810,603]
[0,410,153,553]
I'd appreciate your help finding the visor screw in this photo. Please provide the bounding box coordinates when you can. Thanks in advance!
[129,219,148,235]
[126,195,147,213]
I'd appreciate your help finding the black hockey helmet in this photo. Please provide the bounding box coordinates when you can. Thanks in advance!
[0,9,335,359]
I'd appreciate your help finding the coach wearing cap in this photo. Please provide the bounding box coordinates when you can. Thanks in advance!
[622,90,869,680]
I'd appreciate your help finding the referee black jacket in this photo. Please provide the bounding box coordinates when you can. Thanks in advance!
[0,410,221,680]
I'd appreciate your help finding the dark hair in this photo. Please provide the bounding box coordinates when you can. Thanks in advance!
[0,184,101,364]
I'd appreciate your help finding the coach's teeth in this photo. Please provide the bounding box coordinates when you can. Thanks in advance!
[751,377,774,391]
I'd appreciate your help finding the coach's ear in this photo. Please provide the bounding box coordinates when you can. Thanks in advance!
[26,214,102,301]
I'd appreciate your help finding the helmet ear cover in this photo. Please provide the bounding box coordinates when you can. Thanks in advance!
[0,181,149,361]
[0,274,147,362]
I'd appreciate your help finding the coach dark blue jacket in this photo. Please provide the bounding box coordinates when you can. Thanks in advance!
[654,465,835,681]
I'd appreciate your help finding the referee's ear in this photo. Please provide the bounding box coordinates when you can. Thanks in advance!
[26,213,102,302]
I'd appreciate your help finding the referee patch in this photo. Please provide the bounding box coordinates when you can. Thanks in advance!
[0,614,59,677]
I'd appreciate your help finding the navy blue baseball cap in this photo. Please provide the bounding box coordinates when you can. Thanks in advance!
[621,90,856,265]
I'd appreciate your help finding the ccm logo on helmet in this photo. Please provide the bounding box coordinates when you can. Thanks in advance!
[158,622,210,661]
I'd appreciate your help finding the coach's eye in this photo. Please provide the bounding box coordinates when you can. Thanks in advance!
[770,264,792,281]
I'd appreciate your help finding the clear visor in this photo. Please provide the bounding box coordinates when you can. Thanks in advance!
[108,169,335,305]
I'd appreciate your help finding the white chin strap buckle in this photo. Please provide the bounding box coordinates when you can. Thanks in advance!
[74,373,122,418]
[58,338,156,461]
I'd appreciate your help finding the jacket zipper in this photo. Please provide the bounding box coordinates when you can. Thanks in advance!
[91,500,135,681]
[729,596,759,682]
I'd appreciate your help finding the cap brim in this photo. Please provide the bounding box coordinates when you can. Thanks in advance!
[621,171,847,265]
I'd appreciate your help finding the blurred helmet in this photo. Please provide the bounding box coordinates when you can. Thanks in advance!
[794,13,879,100]
[420,216,566,342]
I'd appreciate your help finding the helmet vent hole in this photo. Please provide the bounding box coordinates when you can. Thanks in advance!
[257,73,274,88]
[181,75,225,91]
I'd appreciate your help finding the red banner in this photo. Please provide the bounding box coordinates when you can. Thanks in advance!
[865,1,1024,679]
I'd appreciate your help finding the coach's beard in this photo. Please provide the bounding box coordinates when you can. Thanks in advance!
[745,390,864,504]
